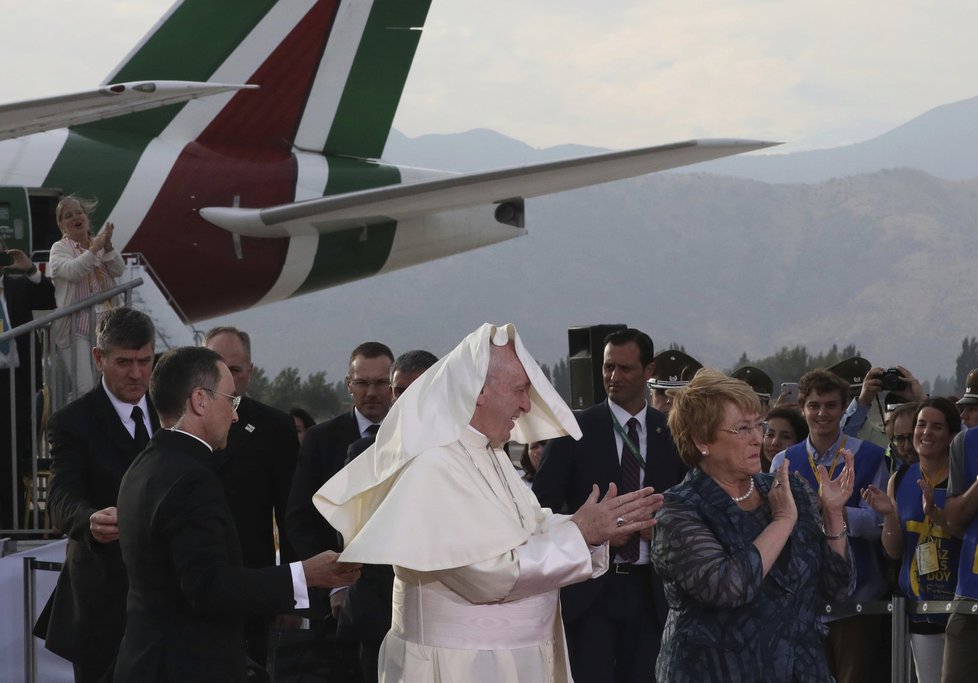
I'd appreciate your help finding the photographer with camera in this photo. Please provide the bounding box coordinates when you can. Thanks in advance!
[842,365,926,450]
[0,240,55,529]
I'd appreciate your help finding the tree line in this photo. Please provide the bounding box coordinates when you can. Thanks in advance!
[248,337,978,418]
[731,337,978,399]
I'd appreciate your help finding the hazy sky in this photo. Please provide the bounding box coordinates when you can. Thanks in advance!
[5,1,978,153]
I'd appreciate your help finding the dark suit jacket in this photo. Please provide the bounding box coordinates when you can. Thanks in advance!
[285,411,360,558]
[114,429,296,683]
[0,271,56,451]
[211,396,299,567]
[336,434,394,644]
[286,411,361,617]
[36,383,160,669]
[1,270,56,367]
[532,399,686,624]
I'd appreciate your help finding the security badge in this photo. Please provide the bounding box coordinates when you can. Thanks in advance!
[916,539,939,575]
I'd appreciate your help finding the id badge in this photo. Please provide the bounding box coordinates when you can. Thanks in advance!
[916,541,939,575]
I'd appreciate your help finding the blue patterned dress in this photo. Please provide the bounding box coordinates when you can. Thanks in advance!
[651,468,854,682]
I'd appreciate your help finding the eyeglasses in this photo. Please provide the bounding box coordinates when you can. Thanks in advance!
[203,387,241,411]
[349,378,391,389]
[720,422,767,438]
[891,433,913,446]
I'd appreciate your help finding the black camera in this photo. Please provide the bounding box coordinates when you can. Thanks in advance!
[880,368,907,392]
[0,252,13,267]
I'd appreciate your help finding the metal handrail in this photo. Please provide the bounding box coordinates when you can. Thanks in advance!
[2,278,143,536]
[0,278,143,343]
[121,252,192,325]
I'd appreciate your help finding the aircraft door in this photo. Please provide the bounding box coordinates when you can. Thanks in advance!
[0,187,32,253]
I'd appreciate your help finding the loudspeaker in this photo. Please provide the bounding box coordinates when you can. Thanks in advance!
[567,324,626,410]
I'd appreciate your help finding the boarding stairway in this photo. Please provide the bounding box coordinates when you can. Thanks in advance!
[0,252,196,539]
[0,253,201,682]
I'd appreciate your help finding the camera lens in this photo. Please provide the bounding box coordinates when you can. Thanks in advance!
[880,368,905,392]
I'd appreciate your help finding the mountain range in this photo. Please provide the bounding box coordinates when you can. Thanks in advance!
[204,95,978,392]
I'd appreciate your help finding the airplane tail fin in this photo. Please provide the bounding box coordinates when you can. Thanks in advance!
[88,0,431,159]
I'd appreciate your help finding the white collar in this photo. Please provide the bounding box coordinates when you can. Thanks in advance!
[354,407,382,436]
[167,427,213,452]
[608,399,647,431]
[102,376,151,429]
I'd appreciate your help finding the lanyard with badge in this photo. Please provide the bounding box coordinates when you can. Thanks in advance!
[612,416,645,470]
[806,436,846,495]
[916,467,946,576]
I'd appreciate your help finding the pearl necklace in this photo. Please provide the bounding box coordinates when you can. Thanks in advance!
[731,477,755,503]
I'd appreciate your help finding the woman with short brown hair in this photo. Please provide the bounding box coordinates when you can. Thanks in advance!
[652,368,854,682]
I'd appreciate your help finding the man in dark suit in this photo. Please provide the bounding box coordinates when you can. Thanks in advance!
[533,328,686,683]
[338,349,438,683]
[113,346,361,683]
[36,307,157,683]
[203,325,300,667]
[0,244,56,529]
[285,341,393,681]
[286,341,394,560]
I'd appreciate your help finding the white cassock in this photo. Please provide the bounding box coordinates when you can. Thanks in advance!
[314,324,608,683]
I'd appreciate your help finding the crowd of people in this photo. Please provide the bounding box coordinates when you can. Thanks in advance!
[5,198,978,682]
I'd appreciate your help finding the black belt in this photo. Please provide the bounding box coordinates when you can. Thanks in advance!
[613,563,652,575]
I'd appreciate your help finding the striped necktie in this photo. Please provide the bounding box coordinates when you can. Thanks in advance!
[618,417,641,563]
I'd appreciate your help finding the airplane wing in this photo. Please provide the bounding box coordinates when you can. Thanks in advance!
[200,138,779,238]
[0,80,258,142]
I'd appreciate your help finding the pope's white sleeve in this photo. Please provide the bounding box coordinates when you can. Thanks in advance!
[507,516,607,602]
[432,515,608,604]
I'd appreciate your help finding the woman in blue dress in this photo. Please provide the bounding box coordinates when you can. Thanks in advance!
[652,369,855,682]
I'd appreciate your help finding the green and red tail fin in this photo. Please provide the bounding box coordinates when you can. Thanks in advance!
[44,0,431,236]
[68,0,431,157]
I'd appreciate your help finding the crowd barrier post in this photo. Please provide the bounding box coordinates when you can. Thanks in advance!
[824,597,910,683]
[22,556,63,683]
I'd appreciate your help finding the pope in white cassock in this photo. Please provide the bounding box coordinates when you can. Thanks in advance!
[314,323,663,682]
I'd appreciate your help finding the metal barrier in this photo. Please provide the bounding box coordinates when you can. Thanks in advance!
[22,556,63,683]
[822,597,978,682]
[0,278,142,537]
[824,598,908,682]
